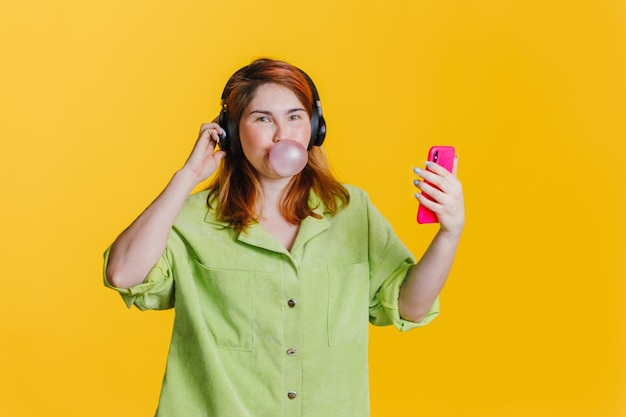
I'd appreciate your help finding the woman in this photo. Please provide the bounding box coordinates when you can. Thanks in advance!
[104,58,464,416]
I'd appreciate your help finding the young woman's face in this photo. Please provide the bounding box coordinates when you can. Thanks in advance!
[238,83,311,179]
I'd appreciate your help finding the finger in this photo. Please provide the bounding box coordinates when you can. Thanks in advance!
[414,166,445,190]
[212,150,227,164]
[198,128,216,149]
[415,188,442,211]
[200,122,223,135]
[415,180,445,203]
[199,124,225,144]
[425,160,451,176]
[199,122,213,133]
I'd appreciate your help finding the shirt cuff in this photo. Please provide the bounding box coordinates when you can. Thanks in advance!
[102,247,175,310]
[378,269,440,332]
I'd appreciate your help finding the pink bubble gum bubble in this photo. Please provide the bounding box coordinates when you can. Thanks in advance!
[268,140,308,177]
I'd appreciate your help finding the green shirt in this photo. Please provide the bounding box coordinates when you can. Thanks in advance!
[104,185,438,416]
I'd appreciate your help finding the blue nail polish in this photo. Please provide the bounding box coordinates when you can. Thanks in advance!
[413,179,420,186]
[413,167,422,174]
[414,192,421,200]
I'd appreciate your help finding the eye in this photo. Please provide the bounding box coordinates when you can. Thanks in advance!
[289,112,306,121]
[257,116,271,123]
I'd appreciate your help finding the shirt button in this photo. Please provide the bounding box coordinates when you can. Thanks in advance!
[287,299,296,308]
[287,347,297,356]
[287,391,297,400]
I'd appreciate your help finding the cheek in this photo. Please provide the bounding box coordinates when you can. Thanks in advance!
[239,126,269,160]
[238,125,260,147]
[297,122,312,146]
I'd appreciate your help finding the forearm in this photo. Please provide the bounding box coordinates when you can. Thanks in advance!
[398,229,461,322]
[105,168,198,289]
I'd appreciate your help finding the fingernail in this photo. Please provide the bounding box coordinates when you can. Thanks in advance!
[413,167,422,174]
[413,179,420,186]
[414,192,421,200]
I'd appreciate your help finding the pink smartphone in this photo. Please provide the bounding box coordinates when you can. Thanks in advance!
[416,146,456,224]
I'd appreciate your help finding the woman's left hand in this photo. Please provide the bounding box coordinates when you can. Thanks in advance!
[414,156,465,237]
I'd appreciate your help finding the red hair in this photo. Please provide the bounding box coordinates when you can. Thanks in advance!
[206,58,349,232]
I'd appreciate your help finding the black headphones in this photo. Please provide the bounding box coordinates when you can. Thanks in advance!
[218,65,326,154]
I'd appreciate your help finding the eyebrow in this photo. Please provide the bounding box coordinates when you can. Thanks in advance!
[248,108,306,116]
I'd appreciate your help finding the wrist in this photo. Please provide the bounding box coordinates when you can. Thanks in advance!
[437,227,463,242]
[172,168,202,193]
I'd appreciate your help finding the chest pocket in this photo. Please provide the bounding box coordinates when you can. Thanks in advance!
[327,262,370,346]
[190,260,254,351]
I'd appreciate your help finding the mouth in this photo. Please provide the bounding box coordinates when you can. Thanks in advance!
[267,140,309,177]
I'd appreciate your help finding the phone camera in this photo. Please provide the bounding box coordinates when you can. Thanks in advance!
[433,151,439,163]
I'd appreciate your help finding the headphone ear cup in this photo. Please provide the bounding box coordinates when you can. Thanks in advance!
[308,104,326,148]
[308,110,319,149]
[315,114,326,147]
[218,110,230,152]
[218,110,239,153]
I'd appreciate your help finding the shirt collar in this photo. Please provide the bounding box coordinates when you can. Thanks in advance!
[203,190,330,254]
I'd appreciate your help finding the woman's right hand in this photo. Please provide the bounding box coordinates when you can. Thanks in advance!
[181,122,227,184]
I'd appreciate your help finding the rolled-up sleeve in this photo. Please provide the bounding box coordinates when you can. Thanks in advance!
[103,246,175,311]
[376,267,440,331]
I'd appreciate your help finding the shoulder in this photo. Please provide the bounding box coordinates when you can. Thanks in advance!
[180,190,211,215]
[338,184,389,223]
[341,184,370,207]
[186,189,211,206]
[176,189,223,226]
[342,183,363,195]
[323,184,372,220]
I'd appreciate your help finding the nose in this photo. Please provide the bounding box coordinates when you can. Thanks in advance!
[272,120,289,143]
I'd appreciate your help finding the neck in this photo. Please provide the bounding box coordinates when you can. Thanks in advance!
[257,176,292,220]
[256,176,301,251]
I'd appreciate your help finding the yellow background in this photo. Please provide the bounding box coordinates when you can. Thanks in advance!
[1,1,624,416]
